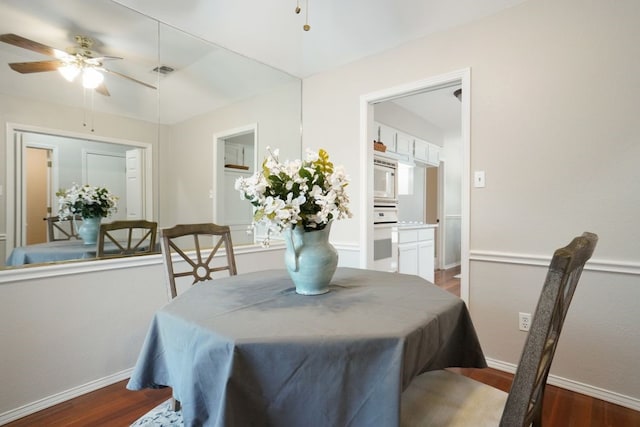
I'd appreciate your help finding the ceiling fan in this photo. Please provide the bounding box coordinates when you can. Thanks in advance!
[0,33,157,96]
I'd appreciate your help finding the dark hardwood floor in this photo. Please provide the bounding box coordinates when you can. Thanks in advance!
[6,266,640,426]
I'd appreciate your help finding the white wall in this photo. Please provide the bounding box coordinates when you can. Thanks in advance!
[0,247,285,424]
[158,81,301,228]
[302,0,640,409]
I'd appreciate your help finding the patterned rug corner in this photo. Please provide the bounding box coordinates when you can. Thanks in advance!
[131,399,184,426]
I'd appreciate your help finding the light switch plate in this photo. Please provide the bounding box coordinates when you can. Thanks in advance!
[474,171,486,188]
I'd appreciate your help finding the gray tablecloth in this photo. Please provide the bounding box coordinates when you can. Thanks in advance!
[127,267,486,427]
[5,240,157,266]
[6,240,100,266]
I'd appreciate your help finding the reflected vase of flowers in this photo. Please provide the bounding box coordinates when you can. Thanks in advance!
[56,184,119,245]
[77,217,102,245]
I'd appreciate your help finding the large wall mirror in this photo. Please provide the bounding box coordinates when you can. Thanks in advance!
[0,0,302,269]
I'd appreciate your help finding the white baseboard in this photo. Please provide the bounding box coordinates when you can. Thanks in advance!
[486,358,640,412]
[0,368,133,425]
[443,261,461,270]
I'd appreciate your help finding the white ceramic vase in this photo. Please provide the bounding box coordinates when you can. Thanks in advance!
[283,222,338,295]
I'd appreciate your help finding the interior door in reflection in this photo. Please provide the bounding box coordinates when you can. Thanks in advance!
[26,147,51,244]
[85,152,127,222]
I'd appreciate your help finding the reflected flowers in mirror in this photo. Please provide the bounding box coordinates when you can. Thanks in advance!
[56,183,119,219]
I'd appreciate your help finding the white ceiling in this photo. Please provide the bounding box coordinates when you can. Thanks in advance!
[110,0,524,131]
[113,0,527,78]
[0,0,525,128]
[389,84,463,134]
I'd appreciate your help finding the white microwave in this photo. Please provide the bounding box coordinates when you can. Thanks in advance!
[373,156,398,205]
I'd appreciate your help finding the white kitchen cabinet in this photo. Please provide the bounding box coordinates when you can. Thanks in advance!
[414,138,440,167]
[398,244,418,275]
[413,138,429,163]
[376,122,397,152]
[428,144,440,166]
[395,132,413,156]
[396,226,436,282]
[418,239,435,282]
[375,123,440,167]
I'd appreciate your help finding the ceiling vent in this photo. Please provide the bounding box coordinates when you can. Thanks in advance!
[152,65,175,75]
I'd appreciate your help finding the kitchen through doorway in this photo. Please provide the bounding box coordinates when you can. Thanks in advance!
[374,83,462,272]
[360,68,471,302]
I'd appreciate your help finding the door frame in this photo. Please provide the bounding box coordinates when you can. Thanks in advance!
[359,68,471,303]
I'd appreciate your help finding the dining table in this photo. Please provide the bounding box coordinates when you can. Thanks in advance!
[127,267,486,427]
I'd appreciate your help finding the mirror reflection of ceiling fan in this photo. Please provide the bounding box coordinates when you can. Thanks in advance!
[0,33,157,96]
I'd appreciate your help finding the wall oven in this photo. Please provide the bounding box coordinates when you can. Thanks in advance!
[373,206,398,272]
[373,156,398,206]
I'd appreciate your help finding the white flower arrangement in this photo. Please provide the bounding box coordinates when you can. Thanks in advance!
[235,147,352,244]
[56,183,118,219]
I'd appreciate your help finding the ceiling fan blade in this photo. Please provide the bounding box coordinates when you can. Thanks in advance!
[95,83,110,97]
[0,33,67,58]
[94,55,123,61]
[104,68,157,90]
[9,60,62,73]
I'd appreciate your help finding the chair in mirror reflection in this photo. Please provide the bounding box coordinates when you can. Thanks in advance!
[44,216,82,241]
[160,223,238,300]
[96,220,158,258]
[400,232,598,427]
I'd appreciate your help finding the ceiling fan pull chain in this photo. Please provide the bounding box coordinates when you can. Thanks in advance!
[295,0,301,14]
[304,0,311,31]
[90,89,95,132]
[82,87,88,129]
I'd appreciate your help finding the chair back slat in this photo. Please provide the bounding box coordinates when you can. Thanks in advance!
[500,232,598,426]
[43,216,82,241]
[97,220,158,258]
[160,223,238,299]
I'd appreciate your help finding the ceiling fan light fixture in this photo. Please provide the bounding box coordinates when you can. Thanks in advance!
[58,64,80,82]
[82,67,104,89]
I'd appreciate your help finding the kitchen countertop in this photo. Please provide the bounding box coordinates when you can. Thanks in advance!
[393,223,439,230]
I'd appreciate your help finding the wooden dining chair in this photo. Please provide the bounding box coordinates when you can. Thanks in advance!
[159,223,237,412]
[400,232,598,427]
[160,223,238,300]
[43,215,82,241]
[96,220,158,258]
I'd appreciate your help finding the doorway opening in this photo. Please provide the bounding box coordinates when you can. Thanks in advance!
[25,146,54,244]
[213,123,258,246]
[360,69,471,303]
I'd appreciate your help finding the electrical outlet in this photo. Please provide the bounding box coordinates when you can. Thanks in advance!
[519,312,532,332]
